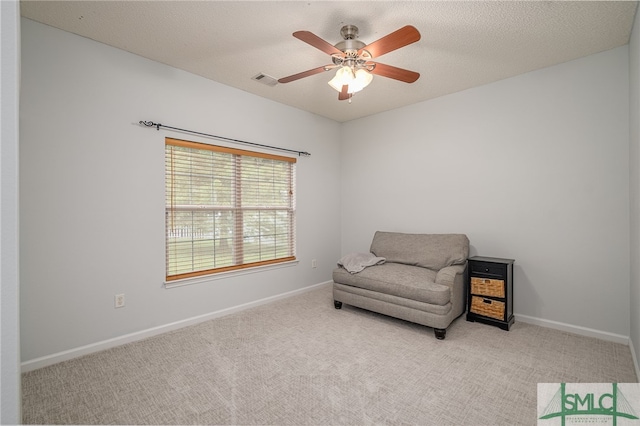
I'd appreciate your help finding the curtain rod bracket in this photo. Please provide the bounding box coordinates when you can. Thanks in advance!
[138,120,310,157]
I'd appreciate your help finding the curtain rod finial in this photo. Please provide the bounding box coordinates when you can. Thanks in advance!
[139,120,161,130]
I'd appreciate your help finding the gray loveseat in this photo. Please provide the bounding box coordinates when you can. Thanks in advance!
[332,231,469,339]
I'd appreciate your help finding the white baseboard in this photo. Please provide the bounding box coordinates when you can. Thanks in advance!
[21,281,332,373]
[630,337,640,381]
[23,286,634,375]
[515,313,629,345]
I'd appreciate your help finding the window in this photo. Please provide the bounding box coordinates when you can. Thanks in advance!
[165,137,296,281]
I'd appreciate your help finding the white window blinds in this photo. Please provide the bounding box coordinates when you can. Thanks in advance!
[165,137,296,281]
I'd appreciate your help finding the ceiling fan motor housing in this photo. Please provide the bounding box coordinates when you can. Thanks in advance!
[333,25,370,66]
[334,39,366,53]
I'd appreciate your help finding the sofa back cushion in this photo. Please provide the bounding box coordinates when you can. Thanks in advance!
[370,231,469,270]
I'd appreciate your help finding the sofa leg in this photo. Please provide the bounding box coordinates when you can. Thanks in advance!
[334,300,342,309]
[434,328,446,340]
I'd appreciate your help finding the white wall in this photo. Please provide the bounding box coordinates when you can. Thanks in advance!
[19,15,636,367]
[341,47,630,337]
[1,1,21,422]
[20,18,341,363]
[629,6,640,373]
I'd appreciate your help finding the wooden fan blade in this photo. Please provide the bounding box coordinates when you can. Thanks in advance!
[293,31,343,56]
[278,65,332,84]
[358,25,420,58]
[369,62,420,83]
[338,85,352,101]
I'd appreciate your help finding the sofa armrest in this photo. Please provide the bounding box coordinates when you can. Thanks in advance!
[437,263,467,319]
[435,264,466,287]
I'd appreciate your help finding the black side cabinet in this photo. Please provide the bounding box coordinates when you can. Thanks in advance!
[466,256,515,331]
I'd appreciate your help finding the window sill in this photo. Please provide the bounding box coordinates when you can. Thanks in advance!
[164,259,300,289]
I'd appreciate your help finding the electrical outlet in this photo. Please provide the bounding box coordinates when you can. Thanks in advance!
[114,294,125,308]
[312,259,317,268]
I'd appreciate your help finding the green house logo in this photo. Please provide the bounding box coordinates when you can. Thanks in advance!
[539,383,639,425]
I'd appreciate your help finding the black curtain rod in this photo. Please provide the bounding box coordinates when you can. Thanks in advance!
[139,120,311,157]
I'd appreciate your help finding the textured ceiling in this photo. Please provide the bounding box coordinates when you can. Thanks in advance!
[20,1,638,123]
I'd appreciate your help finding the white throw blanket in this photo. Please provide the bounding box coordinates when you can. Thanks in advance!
[338,252,386,274]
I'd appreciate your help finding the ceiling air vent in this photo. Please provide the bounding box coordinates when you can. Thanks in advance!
[252,73,278,87]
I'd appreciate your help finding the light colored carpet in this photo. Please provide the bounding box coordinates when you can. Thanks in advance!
[22,284,637,425]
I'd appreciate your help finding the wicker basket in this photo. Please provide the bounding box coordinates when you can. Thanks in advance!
[470,277,505,298]
[470,296,505,321]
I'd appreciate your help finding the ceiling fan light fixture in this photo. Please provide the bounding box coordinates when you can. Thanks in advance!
[328,67,353,91]
[351,68,373,93]
[328,67,373,94]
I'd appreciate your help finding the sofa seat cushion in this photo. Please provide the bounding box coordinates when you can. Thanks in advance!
[333,283,452,316]
[332,262,450,306]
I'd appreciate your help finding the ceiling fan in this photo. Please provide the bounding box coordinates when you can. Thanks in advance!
[278,24,421,101]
